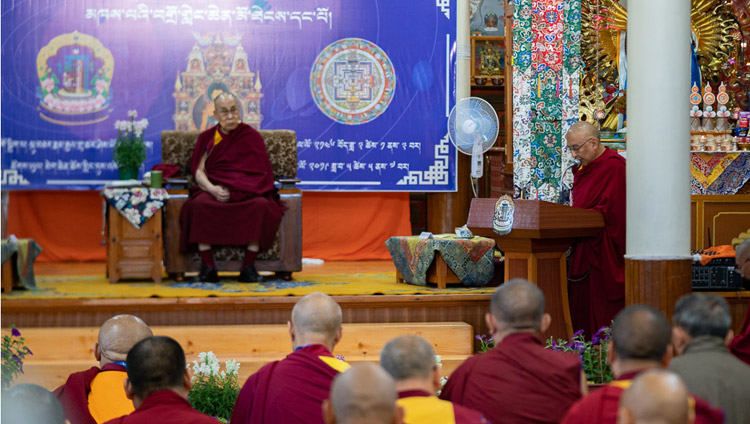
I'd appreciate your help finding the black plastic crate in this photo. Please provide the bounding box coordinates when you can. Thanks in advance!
[692,257,747,291]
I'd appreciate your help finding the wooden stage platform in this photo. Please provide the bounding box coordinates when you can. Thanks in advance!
[1,261,494,343]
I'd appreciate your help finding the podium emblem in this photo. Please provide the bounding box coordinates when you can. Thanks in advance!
[493,194,514,235]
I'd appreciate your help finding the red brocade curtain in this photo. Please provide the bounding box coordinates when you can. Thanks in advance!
[7,191,411,262]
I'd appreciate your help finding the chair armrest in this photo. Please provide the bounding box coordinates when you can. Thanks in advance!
[276,177,301,189]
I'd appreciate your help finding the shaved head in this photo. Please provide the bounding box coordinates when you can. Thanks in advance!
[1,384,65,424]
[291,292,343,344]
[98,315,152,362]
[490,279,546,329]
[566,121,600,142]
[612,305,671,362]
[380,335,436,381]
[213,91,238,106]
[618,370,690,424]
[328,363,399,424]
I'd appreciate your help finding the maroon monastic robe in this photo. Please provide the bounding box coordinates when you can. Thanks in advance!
[179,123,284,252]
[729,303,750,365]
[560,371,724,424]
[102,390,216,424]
[230,344,348,424]
[54,363,126,424]
[439,333,582,424]
[398,390,488,423]
[568,147,626,336]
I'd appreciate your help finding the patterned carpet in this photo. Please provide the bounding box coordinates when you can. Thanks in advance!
[1,272,495,299]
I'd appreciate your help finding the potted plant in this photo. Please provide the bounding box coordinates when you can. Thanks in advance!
[546,326,613,386]
[2,325,33,391]
[113,110,148,180]
[188,351,241,423]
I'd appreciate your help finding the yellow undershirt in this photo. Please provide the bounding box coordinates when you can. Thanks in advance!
[87,370,134,423]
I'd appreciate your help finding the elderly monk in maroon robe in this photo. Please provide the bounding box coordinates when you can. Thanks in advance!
[730,240,750,365]
[565,121,626,336]
[440,279,586,424]
[561,305,724,424]
[103,336,216,424]
[323,363,404,424]
[380,335,487,424]
[55,315,152,424]
[179,92,284,283]
[231,292,350,424]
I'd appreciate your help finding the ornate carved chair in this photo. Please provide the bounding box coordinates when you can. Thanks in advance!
[160,130,301,281]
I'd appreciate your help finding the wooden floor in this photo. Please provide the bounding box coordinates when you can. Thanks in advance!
[2,261,493,345]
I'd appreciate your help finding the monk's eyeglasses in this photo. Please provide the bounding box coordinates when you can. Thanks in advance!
[564,137,594,154]
[217,107,239,117]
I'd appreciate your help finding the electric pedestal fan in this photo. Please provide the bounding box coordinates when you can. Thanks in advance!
[447,97,499,196]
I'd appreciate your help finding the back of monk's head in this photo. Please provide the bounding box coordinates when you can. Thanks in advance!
[98,314,153,363]
[126,336,186,399]
[490,278,546,330]
[380,334,436,381]
[329,362,399,424]
[1,383,66,424]
[291,292,343,339]
[619,369,690,424]
[673,293,731,339]
[612,305,671,362]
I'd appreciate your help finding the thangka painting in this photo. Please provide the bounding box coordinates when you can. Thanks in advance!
[512,0,582,203]
[1,1,457,191]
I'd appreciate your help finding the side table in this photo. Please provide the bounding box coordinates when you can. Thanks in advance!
[386,235,496,288]
[106,203,163,283]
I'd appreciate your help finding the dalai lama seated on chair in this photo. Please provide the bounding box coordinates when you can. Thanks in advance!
[179,92,286,283]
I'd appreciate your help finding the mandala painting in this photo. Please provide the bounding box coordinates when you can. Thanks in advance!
[310,38,396,125]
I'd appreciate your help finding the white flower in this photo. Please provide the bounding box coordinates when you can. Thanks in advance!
[434,355,442,368]
[225,359,240,376]
[127,110,138,119]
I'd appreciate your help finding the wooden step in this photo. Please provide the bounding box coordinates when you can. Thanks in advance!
[14,322,473,390]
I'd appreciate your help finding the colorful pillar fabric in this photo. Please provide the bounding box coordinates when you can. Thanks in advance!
[512,0,582,202]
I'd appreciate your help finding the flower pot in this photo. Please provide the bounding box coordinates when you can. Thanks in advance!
[118,166,139,180]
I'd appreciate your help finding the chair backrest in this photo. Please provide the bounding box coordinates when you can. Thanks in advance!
[160,129,298,179]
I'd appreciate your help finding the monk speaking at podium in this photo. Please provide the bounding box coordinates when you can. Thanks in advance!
[179,92,285,283]
[565,121,626,336]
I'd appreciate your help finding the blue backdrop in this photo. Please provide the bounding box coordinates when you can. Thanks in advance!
[1,0,457,191]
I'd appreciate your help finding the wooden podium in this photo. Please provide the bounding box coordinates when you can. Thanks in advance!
[467,198,604,341]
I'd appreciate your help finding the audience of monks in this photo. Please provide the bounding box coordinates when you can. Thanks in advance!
[16,261,750,424]
[54,314,153,424]
[561,304,724,424]
[440,278,585,423]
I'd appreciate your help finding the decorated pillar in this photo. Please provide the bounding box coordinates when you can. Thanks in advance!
[625,0,692,317]
[512,0,582,203]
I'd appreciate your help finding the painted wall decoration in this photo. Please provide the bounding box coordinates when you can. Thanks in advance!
[1,1,457,191]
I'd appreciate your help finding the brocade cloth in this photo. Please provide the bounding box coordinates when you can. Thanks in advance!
[1,238,42,289]
[691,152,750,195]
[385,235,495,287]
[101,187,169,229]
